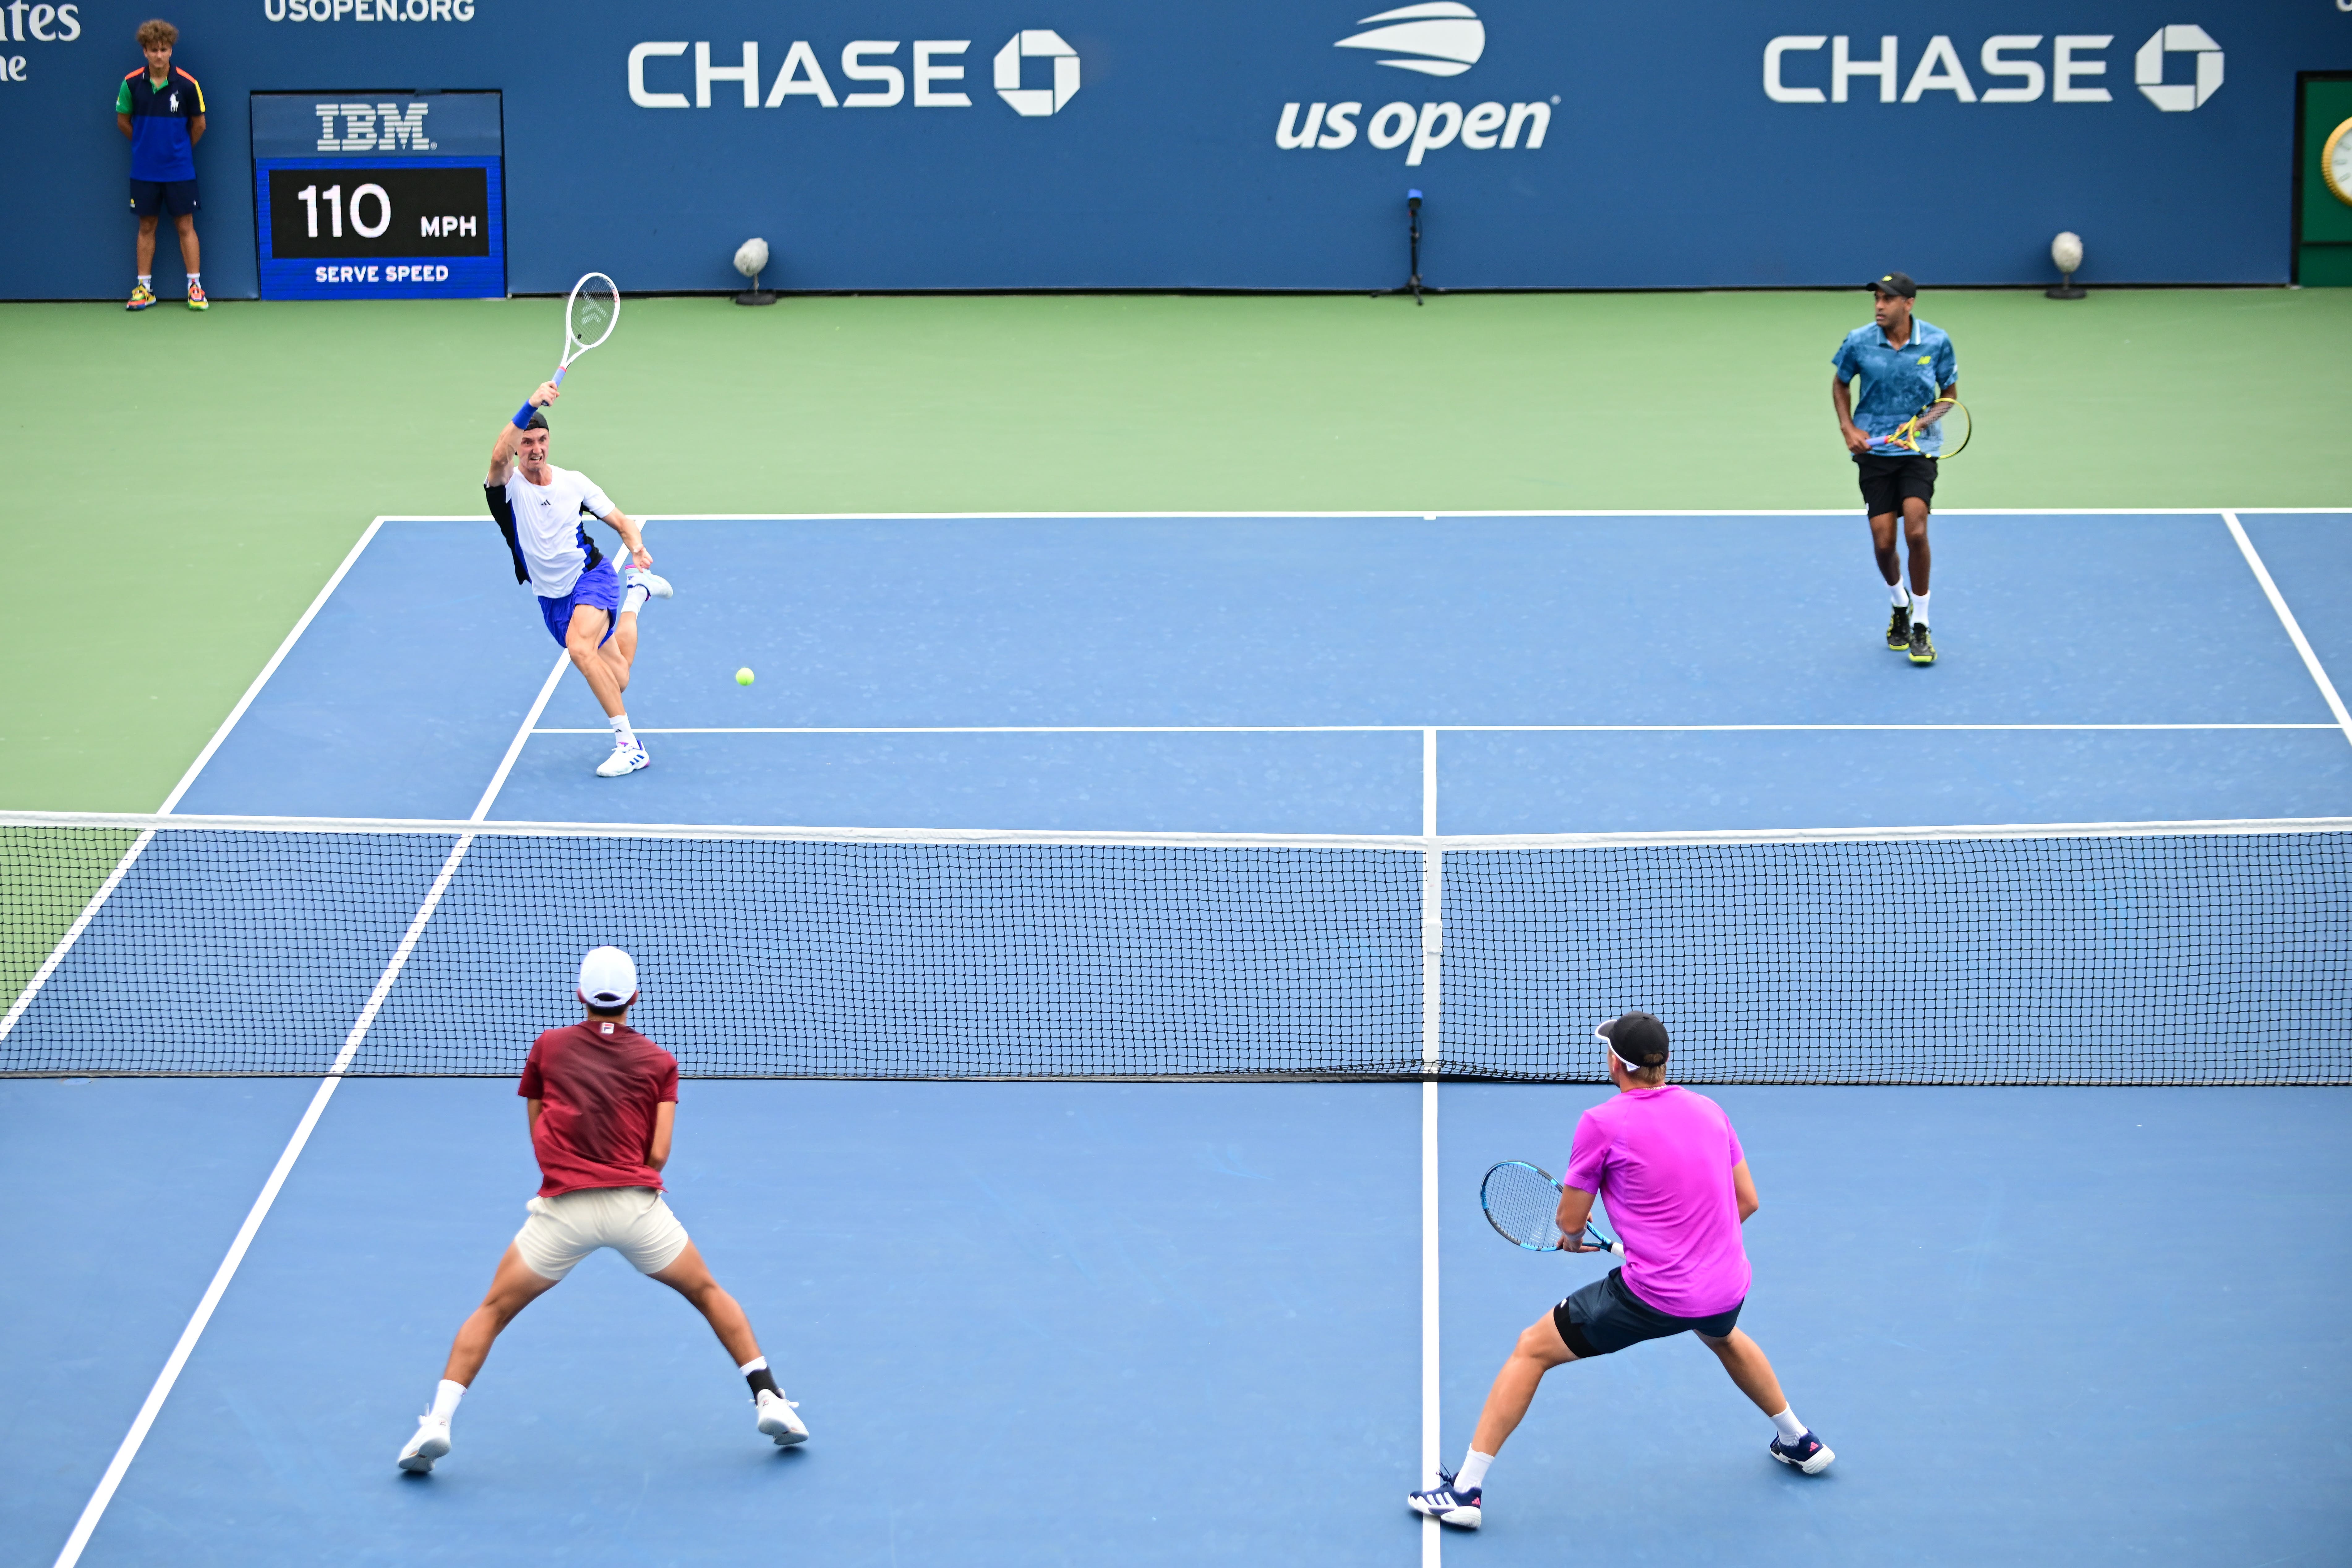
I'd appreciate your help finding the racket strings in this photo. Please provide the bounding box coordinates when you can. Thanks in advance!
[1482,1163,1567,1250]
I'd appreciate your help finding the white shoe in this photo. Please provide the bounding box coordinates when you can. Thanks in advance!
[623,566,672,600]
[397,1414,451,1473]
[595,742,650,778]
[755,1389,809,1447]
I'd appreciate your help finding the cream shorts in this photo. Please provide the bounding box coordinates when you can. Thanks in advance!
[512,1186,691,1282]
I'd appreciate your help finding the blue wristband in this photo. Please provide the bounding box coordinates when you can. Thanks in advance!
[512,401,538,431]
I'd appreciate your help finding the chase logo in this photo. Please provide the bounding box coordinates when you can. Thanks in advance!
[1335,2,1485,78]
[995,28,1079,116]
[2135,25,2220,112]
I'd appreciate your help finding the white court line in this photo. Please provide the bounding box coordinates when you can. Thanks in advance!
[2222,513,2352,757]
[49,831,478,1568]
[532,723,2334,735]
[1419,726,1442,1566]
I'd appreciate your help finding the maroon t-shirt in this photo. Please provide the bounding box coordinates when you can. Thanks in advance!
[516,1020,680,1197]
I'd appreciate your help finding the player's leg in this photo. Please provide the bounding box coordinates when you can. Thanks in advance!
[1859,458,1912,648]
[1409,1310,1578,1530]
[646,1229,811,1447]
[1696,1328,1833,1474]
[563,604,650,776]
[397,1243,564,1472]
[1900,481,1936,664]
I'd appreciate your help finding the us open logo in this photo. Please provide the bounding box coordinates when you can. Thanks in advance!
[1275,2,1552,164]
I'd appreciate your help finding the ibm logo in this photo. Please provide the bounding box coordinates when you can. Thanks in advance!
[314,101,436,151]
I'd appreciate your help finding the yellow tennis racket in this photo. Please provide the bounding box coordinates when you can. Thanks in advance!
[1869,395,1970,460]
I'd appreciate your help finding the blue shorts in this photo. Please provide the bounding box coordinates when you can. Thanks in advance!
[129,178,200,218]
[539,560,622,648]
[1553,1267,1743,1358]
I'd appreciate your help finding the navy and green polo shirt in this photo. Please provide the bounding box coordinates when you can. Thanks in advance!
[1831,319,1957,448]
[117,66,205,182]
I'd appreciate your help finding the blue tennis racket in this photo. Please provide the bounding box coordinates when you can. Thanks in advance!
[1480,1160,1623,1255]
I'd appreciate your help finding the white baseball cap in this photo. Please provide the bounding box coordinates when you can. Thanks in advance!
[577,946,639,1010]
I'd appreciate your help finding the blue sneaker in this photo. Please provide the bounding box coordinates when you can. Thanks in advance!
[1407,1468,1482,1529]
[1770,1430,1835,1475]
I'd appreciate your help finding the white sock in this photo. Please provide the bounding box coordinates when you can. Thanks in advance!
[621,583,649,615]
[1769,1407,1806,1442]
[186,271,200,287]
[1456,1448,1494,1491]
[1887,579,1909,607]
[1910,590,1931,627]
[137,274,152,288]
[430,1379,466,1423]
[608,711,636,748]
[738,1356,768,1376]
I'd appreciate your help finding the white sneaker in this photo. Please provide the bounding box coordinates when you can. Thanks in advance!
[397,1414,451,1473]
[755,1389,809,1447]
[595,742,650,778]
[624,566,672,600]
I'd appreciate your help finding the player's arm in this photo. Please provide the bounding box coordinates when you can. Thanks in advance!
[1831,374,1870,455]
[1554,1181,1600,1250]
[1732,1160,1760,1222]
[645,1101,675,1172]
[525,1097,543,1132]
[486,381,560,485]
[599,509,651,570]
[116,78,133,137]
[188,113,206,146]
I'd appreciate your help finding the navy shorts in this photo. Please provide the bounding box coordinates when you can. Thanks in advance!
[539,560,622,648]
[1853,452,1936,519]
[129,178,200,218]
[1553,1267,1743,1358]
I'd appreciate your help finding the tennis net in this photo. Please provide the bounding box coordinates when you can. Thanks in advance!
[2,812,2346,1083]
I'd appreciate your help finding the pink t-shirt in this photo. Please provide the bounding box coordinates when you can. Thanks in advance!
[1563,1085,1750,1317]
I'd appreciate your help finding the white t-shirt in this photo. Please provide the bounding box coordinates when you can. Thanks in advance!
[492,464,616,598]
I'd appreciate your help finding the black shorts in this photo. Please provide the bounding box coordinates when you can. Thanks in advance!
[129,178,200,218]
[1553,1267,1743,1358]
[1853,452,1935,518]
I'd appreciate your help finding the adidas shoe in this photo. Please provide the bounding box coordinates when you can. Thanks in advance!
[1769,1429,1834,1475]
[595,742,650,778]
[1406,1469,1482,1529]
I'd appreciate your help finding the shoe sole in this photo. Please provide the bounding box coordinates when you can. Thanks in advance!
[1407,1502,1482,1530]
[1773,1444,1835,1475]
[595,755,651,778]
[1909,652,1936,665]
[759,1421,810,1447]
[397,1438,448,1473]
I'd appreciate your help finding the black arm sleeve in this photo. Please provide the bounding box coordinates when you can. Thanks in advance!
[483,483,529,585]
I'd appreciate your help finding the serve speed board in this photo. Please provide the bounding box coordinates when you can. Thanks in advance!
[250,91,504,299]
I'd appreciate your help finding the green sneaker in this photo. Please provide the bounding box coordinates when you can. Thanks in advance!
[1885,602,1911,649]
[1907,622,1937,665]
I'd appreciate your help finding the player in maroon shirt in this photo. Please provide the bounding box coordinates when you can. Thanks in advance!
[397,946,807,1472]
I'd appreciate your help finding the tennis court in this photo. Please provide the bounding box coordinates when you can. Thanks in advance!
[6,502,2349,1566]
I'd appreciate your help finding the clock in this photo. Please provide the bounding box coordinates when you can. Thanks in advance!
[2326,116,2352,207]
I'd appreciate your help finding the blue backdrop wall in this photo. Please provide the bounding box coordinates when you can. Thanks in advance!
[5,0,2348,298]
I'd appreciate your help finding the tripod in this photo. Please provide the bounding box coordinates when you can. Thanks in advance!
[1375,189,1430,305]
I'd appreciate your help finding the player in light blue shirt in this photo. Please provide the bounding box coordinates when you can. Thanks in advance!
[1831,271,1957,665]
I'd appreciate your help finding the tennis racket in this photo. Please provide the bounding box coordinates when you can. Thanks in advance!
[1869,395,1971,461]
[550,272,620,388]
[1480,1160,1623,1256]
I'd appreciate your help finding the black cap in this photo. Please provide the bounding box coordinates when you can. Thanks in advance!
[1870,270,1918,298]
[1596,1011,1670,1068]
[524,408,550,430]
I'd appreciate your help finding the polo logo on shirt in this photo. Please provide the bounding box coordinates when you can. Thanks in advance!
[169,92,181,111]
[1916,355,1930,364]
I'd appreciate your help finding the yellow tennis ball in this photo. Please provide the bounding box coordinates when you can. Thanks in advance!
[735,667,755,686]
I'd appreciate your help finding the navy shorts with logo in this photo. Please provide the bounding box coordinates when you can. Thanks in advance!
[1853,451,1936,518]
[1553,1267,1743,1358]
[538,559,622,648]
[129,178,201,218]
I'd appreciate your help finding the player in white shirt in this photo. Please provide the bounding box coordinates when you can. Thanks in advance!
[485,382,671,777]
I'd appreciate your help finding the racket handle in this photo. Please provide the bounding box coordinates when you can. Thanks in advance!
[551,365,568,388]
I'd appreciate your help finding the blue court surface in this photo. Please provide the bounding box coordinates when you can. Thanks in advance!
[7,509,2351,1567]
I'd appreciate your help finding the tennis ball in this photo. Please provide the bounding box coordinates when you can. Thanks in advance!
[735,667,755,686]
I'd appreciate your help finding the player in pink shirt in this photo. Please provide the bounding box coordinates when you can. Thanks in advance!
[1410,1011,1832,1531]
